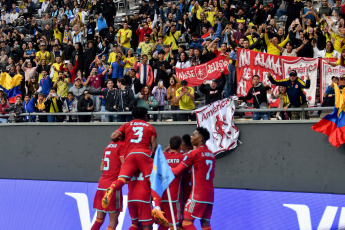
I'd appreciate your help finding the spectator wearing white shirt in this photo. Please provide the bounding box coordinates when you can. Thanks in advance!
[313,41,341,59]
[1,10,10,24]
[72,24,83,45]
[175,52,191,69]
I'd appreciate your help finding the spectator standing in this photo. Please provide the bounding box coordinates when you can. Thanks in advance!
[69,77,86,100]
[137,34,154,59]
[62,92,78,122]
[53,71,71,101]
[200,72,226,105]
[44,88,63,122]
[268,71,310,120]
[4,96,24,123]
[37,69,53,96]
[239,75,271,120]
[133,55,154,90]
[153,50,171,88]
[135,85,159,111]
[77,89,94,122]
[124,68,141,95]
[152,81,167,121]
[167,76,181,121]
[118,22,132,55]
[0,96,9,123]
[35,93,47,122]
[116,78,135,122]
[175,80,195,121]
[109,52,125,80]
[23,94,36,122]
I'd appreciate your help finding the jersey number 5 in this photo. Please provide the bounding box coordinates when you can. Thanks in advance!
[103,151,111,171]
[130,127,143,143]
[205,160,213,180]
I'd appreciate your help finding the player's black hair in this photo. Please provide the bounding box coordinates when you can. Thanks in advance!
[182,134,192,148]
[132,107,148,120]
[170,136,182,150]
[196,127,210,142]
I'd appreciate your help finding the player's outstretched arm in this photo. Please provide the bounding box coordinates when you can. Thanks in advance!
[172,163,188,176]
[110,131,121,141]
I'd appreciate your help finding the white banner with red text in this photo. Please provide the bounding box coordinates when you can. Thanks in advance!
[236,49,318,106]
[319,58,345,103]
[175,55,230,87]
[195,98,239,155]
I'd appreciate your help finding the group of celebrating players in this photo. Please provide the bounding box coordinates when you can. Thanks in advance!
[90,107,215,230]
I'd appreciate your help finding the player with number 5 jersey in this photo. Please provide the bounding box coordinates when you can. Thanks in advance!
[172,127,215,230]
[91,141,124,230]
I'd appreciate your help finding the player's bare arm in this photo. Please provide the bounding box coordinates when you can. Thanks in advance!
[151,135,157,155]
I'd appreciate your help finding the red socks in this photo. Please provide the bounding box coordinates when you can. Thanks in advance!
[106,227,115,230]
[129,224,139,230]
[90,218,104,230]
[152,190,162,208]
[202,227,211,230]
[182,222,197,230]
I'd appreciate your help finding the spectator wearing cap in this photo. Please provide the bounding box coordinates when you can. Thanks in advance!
[133,54,153,89]
[0,96,9,123]
[268,70,310,120]
[118,22,133,55]
[69,77,86,100]
[77,89,94,122]
[36,43,51,63]
[239,74,271,120]
[138,34,154,59]
[153,50,171,88]
[200,73,226,105]
[109,51,125,80]
[175,80,195,121]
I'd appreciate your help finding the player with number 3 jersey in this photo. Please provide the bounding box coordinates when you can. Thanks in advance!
[91,141,124,230]
[172,127,215,230]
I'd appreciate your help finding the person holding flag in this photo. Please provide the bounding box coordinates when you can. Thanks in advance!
[171,127,215,230]
[313,83,345,147]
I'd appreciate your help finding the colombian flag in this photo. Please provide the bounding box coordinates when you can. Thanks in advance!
[0,72,22,104]
[312,84,345,147]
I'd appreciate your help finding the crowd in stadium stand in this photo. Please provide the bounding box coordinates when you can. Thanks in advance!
[0,0,344,122]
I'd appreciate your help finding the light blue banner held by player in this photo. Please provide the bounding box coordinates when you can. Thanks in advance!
[150,145,175,197]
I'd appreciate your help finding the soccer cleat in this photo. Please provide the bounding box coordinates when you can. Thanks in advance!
[102,186,114,208]
[152,208,169,226]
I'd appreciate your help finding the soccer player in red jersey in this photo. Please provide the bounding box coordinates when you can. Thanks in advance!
[128,170,154,230]
[158,136,184,230]
[91,141,124,230]
[172,127,215,230]
[180,134,193,208]
[102,107,168,224]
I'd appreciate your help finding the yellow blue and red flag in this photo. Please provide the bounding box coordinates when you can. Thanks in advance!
[0,72,22,104]
[313,84,345,147]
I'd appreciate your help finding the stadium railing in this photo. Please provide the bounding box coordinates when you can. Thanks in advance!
[0,107,335,122]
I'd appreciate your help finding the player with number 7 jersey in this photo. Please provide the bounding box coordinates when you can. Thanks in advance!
[172,127,215,230]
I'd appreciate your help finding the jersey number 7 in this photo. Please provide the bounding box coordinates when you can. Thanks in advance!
[205,160,213,180]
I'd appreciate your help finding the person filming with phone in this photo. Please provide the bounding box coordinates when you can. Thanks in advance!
[176,80,195,121]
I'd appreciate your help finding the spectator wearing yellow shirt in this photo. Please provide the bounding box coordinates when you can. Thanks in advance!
[53,71,71,100]
[137,34,154,59]
[329,27,345,53]
[263,24,289,56]
[327,49,345,67]
[123,48,135,75]
[175,80,195,121]
[164,23,183,54]
[108,45,125,65]
[191,2,204,20]
[51,56,65,82]
[117,22,132,55]
[36,43,51,63]
[205,5,217,26]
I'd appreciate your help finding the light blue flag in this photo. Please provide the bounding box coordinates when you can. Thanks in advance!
[150,145,175,197]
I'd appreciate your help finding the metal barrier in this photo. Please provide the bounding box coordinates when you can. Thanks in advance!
[0,107,335,122]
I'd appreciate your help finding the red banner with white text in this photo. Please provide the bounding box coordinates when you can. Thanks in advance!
[236,49,318,106]
[175,55,229,87]
[319,58,344,103]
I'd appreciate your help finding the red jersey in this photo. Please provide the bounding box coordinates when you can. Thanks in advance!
[98,141,124,189]
[116,119,157,157]
[182,145,215,203]
[128,171,152,203]
[161,152,184,202]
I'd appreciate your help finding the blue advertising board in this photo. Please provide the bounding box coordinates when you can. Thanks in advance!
[1,179,345,230]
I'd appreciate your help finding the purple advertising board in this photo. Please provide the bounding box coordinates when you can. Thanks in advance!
[1,179,345,229]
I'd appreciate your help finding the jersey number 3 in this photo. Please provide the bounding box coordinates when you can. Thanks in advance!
[130,127,143,143]
[206,160,213,180]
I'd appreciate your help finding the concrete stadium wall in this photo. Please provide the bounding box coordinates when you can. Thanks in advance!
[1,121,345,194]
